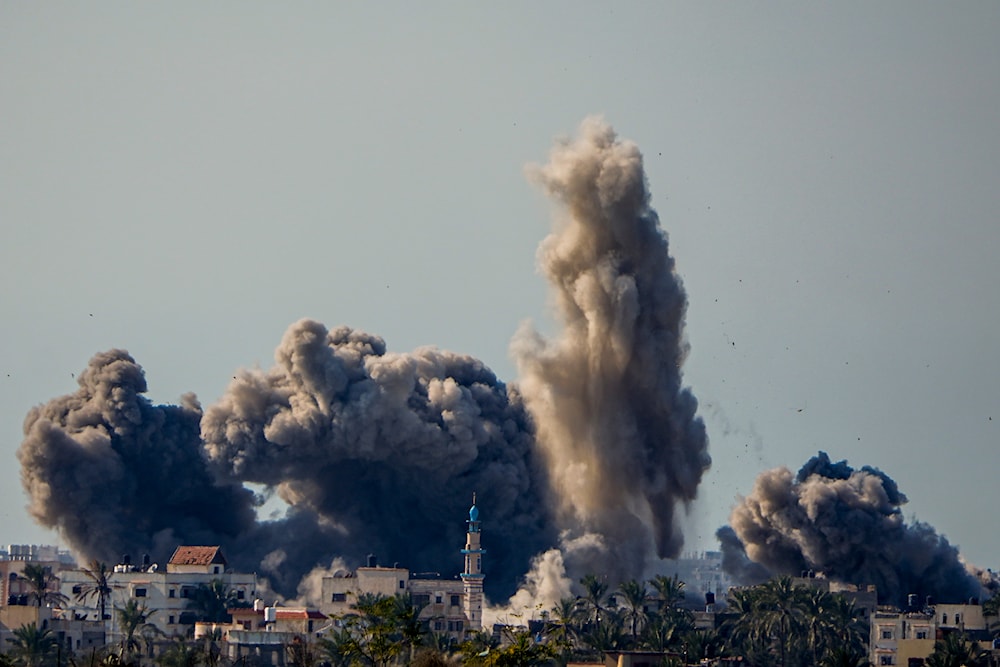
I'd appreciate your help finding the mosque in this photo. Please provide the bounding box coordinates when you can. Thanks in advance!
[319,496,484,640]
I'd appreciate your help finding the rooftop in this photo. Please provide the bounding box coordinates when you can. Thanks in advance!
[168,546,227,567]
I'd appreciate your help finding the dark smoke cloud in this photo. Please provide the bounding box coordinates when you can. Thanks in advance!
[201,320,557,598]
[721,451,982,605]
[512,117,710,583]
[17,350,258,563]
[18,118,710,603]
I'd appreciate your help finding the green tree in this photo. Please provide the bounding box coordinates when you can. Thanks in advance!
[154,638,202,667]
[317,626,357,667]
[649,575,686,612]
[6,622,58,667]
[546,597,582,661]
[757,576,807,667]
[19,565,68,609]
[335,593,401,667]
[116,599,157,660]
[820,646,871,667]
[75,561,117,622]
[616,580,649,644]
[683,629,725,663]
[186,580,246,624]
[924,632,989,667]
[578,575,608,629]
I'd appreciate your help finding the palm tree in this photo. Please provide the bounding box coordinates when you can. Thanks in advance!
[579,610,624,660]
[616,579,649,643]
[115,599,157,660]
[578,575,608,629]
[19,565,68,609]
[547,597,582,660]
[649,575,686,612]
[683,629,725,663]
[7,622,58,667]
[75,561,117,622]
[392,593,428,664]
[820,646,871,667]
[757,576,807,667]
[925,632,989,667]
[186,579,245,623]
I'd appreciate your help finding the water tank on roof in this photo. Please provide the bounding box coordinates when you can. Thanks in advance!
[254,599,264,612]
[366,554,377,568]
[264,607,277,623]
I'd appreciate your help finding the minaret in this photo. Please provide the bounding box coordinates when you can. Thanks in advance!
[460,493,485,630]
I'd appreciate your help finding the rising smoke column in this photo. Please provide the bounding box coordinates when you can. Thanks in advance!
[17,350,258,563]
[513,117,711,581]
[200,319,557,598]
[721,451,982,605]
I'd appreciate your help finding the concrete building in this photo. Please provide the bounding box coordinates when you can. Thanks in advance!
[870,600,998,667]
[58,546,257,641]
[320,498,484,641]
[195,603,328,667]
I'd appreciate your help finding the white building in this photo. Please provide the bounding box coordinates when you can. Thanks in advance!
[870,600,997,667]
[320,498,485,641]
[58,546,257,641]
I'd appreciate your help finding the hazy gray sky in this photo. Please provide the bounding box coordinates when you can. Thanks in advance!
[2,3,998,570]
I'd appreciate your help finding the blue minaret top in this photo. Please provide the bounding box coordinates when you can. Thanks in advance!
[467,493,480,532]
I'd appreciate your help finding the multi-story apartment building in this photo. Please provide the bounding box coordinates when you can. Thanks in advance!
[871,600,998,667]
[58,546,257,641]
[320,498,484,642]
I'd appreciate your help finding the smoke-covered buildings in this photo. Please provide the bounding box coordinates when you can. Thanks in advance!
[320,498,487,642]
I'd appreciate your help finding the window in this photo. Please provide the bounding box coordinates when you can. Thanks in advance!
[168,616,174,625]
[942,614,948,624]
[954,614,961,624]
[434,621,443,631]
[399,580,405,590]
[332,593,347,602]
[450,595,460,607]
[236,590,245,600]
[169,589,175,598]
[916,631,928,640]
[72,585,83,595]
[134,588,146,598]
[435,595,443,604]
[213,566,221,574]
[882,629,894,640]
[880,656,894,666]
[414,594,430,606]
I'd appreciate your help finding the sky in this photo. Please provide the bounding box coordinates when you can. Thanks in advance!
[2,3,998,572]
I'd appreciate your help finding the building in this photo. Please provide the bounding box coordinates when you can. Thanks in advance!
[320,498,484,641]
[196,602,328,667]
[58,546,257,642]
[870,599,998,667]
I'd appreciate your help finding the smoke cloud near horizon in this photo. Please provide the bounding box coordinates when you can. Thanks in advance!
[510,117,710,587]
[18,118,709,604]
[720,451,986,605]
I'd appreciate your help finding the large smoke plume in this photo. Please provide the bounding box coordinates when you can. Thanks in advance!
[719,452,985,605]
[17,118,709,603]
[512,117,710,583]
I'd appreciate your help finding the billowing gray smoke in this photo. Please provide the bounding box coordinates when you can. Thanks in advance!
[17,350,258,562]
[513,117,710,581]
[720,452,982,605]
[201,320,557,597]
[17,118,710,601]
[19,331,556,599]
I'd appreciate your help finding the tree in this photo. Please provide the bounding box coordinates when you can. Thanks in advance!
[649,575,686,611]
[616,579,649,643]
[757,576,807,667]
[75,561,117,622]
[578,575,608,628]
[186,580,246,624]
[820,646,871,667]
[116,599,157,660]
[19,565,68,609]
[6,623,58,667]
[154,638,203,667]
[924,632,989,667]
[547,597,582,661]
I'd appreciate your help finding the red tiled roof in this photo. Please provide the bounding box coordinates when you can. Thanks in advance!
[275,609,327,620]
[168,546,227,567]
